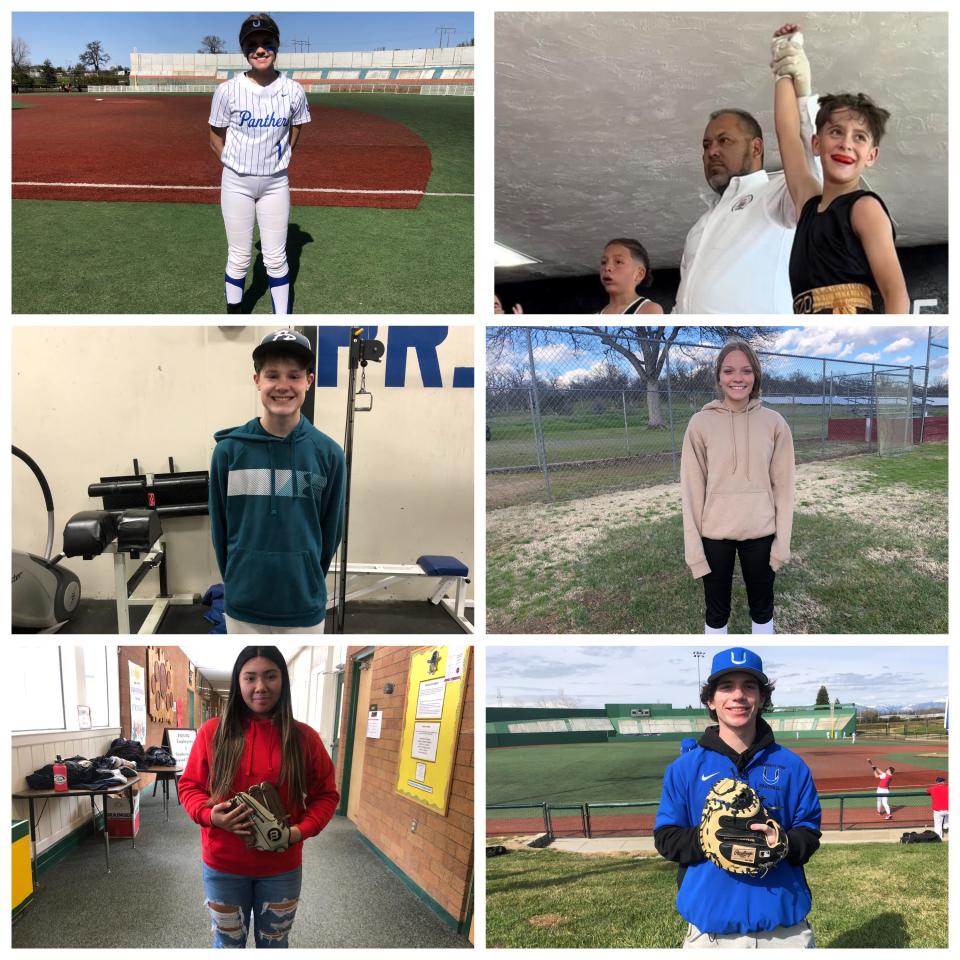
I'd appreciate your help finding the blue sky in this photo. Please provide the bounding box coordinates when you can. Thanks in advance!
[12,12,475,68]
[487,645,948,711]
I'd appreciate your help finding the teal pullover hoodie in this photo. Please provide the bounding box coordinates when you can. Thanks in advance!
[209,416,346,627]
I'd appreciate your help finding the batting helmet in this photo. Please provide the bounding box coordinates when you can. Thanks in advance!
[240,13,280,49]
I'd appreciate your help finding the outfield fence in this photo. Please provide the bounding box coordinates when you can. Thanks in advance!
[856,718,947,739]
[487,790,938,839]
[487,328,948,506]
[87,82,473,96]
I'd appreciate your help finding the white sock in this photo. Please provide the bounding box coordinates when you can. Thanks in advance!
[268,272,290,314]
[224,272,244,305]
[752,619,775,634]
[705,622,728,634]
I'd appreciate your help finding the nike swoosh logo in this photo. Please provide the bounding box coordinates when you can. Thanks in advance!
[701,772,720,781]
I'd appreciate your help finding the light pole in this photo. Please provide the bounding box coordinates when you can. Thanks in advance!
[693,650,706,695]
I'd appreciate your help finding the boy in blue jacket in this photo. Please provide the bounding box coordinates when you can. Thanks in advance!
[210,329,346,632]
[654,647,822,947]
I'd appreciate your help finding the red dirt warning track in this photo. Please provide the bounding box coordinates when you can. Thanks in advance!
[488,742,948,837]
[12,95,432,208]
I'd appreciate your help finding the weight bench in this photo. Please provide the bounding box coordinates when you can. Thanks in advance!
[326,554,473,633]
[63,508,199,634]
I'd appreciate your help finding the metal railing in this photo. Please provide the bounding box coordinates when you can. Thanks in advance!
[487,791,935,840]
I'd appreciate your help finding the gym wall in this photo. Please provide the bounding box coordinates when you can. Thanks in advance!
[11,325,474,605]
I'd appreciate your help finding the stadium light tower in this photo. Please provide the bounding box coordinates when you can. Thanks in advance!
[693,650,706,692]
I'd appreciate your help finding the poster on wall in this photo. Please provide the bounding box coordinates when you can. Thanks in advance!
[129,662,147,743]
[395,646,472,814]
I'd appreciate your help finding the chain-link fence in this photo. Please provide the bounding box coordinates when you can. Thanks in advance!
[487,328,948,507]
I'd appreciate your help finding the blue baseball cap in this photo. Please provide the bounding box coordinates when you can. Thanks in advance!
[707,647,768,685]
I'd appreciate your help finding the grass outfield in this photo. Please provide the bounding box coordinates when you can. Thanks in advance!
[486,843,947,947]
[12,93,472,314]
[487,444,947,634]
[486,738,942,820]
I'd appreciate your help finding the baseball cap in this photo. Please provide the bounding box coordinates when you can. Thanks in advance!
[935,776,945,783]
[707,647,768,685]
[240,13,280,48]
[253,329,314,371]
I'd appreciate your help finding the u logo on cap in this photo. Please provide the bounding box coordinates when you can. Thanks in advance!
[730,650,747,665]
[252,19,261,27]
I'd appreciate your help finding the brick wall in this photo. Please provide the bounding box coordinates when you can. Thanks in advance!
[336,645,473,925]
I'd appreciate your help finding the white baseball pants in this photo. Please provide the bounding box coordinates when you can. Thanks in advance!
[220,167,291,311]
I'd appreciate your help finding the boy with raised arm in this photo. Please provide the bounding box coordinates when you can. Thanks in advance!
[772,23,909,313]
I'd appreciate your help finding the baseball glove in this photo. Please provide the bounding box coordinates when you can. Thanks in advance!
[699,778,789,876]
[231,781,292,852]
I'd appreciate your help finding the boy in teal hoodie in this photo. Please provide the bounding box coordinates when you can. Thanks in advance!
[210,330,346,632]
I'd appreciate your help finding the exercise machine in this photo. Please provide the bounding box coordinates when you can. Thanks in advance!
[12,446,81,631]
[74,458,207,633]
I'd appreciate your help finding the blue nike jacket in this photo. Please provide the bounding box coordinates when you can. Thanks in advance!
[654,720,822,935]
[209,416,346,627]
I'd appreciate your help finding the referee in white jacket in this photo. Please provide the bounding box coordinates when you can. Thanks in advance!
[674,33,820,314]
[209,13,310,314]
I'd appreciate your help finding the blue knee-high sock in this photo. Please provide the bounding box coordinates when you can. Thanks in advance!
[224,272,244,306]
[268,272,290,314]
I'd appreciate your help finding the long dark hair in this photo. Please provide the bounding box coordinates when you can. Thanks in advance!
[208,646,306,808]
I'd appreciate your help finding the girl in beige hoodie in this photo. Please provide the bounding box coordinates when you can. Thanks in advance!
[680,342,795,634]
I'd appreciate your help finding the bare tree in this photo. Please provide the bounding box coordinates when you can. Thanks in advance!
[78,40,111,73]
[488,326,774,427]
[199,35,226,54]
[12,36,30,72]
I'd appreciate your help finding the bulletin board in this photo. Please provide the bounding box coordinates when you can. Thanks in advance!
[395,646,471,814]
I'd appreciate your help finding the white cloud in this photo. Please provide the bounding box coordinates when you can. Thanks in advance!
[856,352,882,363]
[884,337,915,353]
[893,355,912,364]
[557,360,611,386]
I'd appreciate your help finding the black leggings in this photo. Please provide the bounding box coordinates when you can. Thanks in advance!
[701,534,775,628]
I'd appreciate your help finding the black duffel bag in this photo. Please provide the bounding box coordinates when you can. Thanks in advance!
[900,829,941,844]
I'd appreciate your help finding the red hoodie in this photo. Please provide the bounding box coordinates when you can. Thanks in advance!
[179,715,339,876]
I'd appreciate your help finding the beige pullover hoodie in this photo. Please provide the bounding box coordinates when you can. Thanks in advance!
[680,397,795,578]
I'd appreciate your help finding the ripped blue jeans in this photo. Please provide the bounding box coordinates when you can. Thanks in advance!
[202,863,302,948]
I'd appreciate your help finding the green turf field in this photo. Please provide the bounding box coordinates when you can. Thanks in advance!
[488,444,948,633]
[12,93,473,314]
[486,843,947,947]
[486,738,943,822]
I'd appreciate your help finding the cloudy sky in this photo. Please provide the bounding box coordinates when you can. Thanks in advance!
[487,326,948,388]
[486,645,948,711]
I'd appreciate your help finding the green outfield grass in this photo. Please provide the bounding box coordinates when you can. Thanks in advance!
[12,93,472,314]
[486,738,941,821]
[488,445,948,634]
[486,843,947,948]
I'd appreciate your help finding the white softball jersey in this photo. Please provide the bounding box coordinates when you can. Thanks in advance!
[210,73,311,176]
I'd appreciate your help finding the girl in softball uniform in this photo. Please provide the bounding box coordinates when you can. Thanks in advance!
[209,14,309,314]
[680,341,795,634]
[598,239,662,314]
[178,646,339,948]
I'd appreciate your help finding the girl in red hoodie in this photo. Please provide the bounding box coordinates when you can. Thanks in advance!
[179,646,339,948]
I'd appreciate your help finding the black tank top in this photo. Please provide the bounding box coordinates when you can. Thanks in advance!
[789,190,895,313]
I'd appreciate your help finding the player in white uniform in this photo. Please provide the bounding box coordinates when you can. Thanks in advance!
[209,14,310,314]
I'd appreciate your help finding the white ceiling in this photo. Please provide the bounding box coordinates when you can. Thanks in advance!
[177,644,313,696]
[495,11,948,281]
